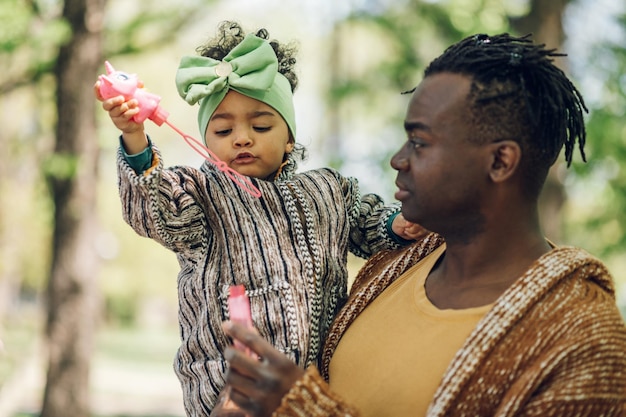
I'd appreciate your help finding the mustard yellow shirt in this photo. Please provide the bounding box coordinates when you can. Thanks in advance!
[329,245,492,417]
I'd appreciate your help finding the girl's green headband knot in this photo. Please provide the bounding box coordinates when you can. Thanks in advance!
[175,33,296,140]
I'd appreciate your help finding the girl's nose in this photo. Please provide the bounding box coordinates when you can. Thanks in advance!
[233,131,252,147]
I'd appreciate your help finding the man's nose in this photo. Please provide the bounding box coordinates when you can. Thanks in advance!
[390,151,409,171]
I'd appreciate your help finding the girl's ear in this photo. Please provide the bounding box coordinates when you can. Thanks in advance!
[285,141,294,154]
[488,140,521,183]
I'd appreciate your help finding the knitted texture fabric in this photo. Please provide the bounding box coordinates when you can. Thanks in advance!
[116,144,404,416]
[275,366,360,417]
[274,235,626,417]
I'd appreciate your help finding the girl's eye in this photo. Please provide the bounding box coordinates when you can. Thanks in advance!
[215,129,232,136]
[254,126,271,133]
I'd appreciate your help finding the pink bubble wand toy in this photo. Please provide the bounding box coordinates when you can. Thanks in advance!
[207,285,256,417]
[98,61,262,198]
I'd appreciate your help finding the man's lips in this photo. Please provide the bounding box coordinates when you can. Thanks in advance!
[394,181,410,201]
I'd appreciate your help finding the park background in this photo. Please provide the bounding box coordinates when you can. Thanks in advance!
[1,0,625,416]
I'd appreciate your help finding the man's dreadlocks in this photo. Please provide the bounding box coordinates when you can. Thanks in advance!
[423,33,587,197]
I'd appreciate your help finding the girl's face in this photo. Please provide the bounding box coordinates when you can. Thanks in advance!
[204,90,294,180]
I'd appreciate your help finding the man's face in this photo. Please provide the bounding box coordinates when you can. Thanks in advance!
[391,72,490,239]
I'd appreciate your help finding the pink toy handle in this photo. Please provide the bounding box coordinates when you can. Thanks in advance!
[98,61,262,198]
[227,285,255,356]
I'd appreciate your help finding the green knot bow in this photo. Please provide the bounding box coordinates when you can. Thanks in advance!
[175,33,296,141]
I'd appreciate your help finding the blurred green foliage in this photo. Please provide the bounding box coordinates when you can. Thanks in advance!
[0,0,624,328]
[566,16,626,261]
[0,315,39,387]
[326,0,626,289]
[0,0,208,328]
[323,0,520,197]
[0,0,624,413]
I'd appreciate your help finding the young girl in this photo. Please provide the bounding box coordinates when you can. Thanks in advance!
[95,21,422,416]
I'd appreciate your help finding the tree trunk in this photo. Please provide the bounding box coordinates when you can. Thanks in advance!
[510,0,572,242]
[41,0,106,416]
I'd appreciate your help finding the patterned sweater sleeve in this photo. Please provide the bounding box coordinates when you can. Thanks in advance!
[273,366,360,417]
[331,169,406,258]
[116,144,209,254]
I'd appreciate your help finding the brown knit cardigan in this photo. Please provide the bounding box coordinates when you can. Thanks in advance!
[274,234,626,416]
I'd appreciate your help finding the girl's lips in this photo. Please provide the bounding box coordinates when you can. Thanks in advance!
[233,153,256,164]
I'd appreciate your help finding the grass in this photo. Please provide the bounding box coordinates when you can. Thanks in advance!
[11,409,184,416]
[0,313,40,388]
[2,318,185,417]
[96,324,180,364]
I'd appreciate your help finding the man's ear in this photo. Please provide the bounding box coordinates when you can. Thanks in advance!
[488,140,521,183]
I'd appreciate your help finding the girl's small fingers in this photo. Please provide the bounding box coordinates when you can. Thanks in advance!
[101,96,123,111]
[93,83,104,101]
[122,106,140,118]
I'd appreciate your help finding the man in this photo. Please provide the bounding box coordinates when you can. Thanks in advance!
[221,33,626,417]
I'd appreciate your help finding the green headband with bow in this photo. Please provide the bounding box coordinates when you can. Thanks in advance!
[175,33,296,142]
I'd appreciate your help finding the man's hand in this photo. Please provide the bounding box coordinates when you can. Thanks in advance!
[222,321,305,417]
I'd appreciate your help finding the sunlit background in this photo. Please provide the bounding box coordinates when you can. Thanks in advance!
[1,0,625,416]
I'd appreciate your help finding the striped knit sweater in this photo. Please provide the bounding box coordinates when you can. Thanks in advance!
[116,145,405,416]
[274,234,626,416]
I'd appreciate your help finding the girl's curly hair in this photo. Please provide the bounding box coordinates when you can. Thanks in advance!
[196,20,299,93]
[195,21,306,167]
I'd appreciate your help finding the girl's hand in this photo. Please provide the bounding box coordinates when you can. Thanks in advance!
[391,213,429,241]
[93,81,144,135]
[222,321,305,417]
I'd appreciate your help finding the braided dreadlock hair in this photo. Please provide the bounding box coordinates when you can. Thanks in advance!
[423,33,587,198]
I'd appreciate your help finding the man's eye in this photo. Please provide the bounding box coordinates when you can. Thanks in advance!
[409,137,423,149]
